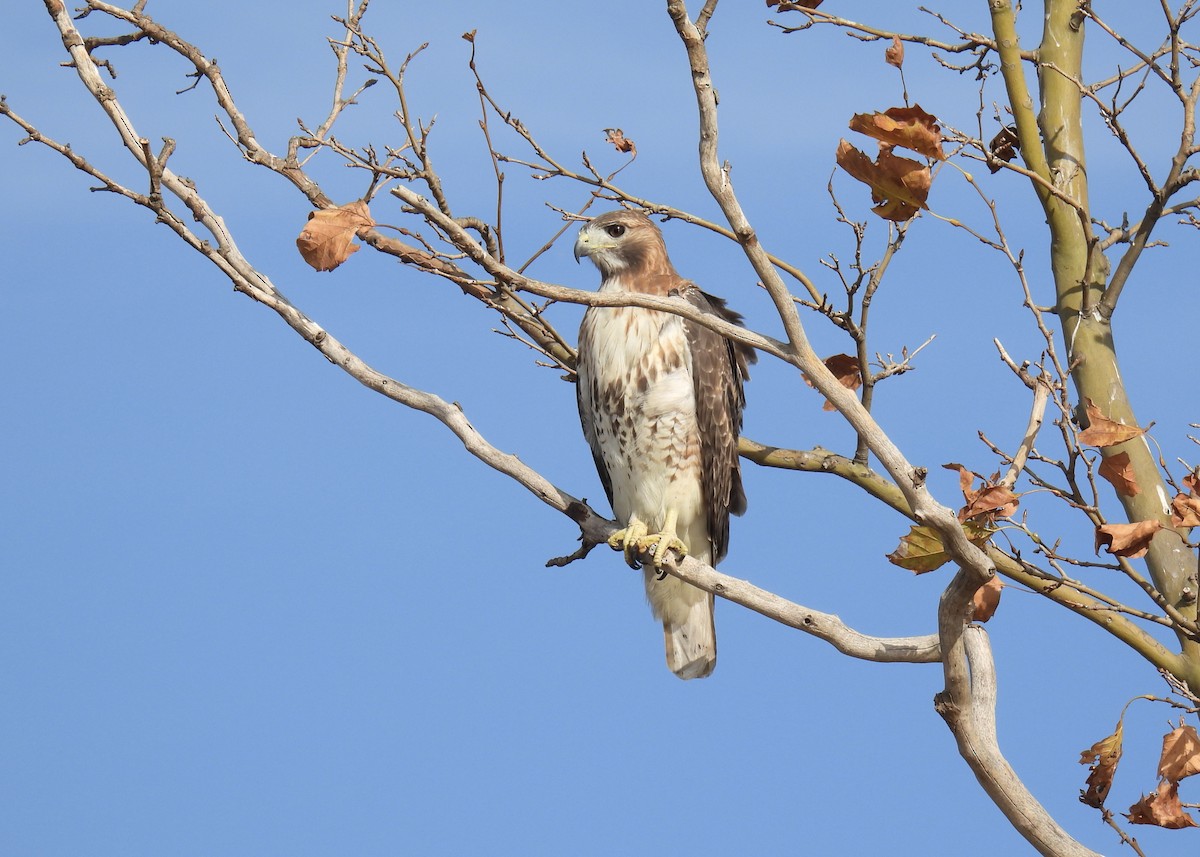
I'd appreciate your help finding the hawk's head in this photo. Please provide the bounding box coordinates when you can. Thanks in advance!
[573,210,675,279]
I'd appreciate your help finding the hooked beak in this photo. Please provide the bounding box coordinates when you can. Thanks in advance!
[573,227,590,264]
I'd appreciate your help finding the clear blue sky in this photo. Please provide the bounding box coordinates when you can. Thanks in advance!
[3,2,1197,855]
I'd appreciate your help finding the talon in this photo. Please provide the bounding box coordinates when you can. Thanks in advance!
[607,519,649,569]
[647,508,687,567]
[650,533,687,566]
[608,511,689,570]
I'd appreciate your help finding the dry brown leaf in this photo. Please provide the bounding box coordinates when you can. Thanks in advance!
[1171,493,1200,528]
[1159,723,1200,782]
[971,576,1003,622]
[766,0,823,7]
[296,200,374,272]
[1079,720,1124,808]
[1126,781,1199,829]
[1095,520,1164,559]
[1098,451,1141,497]
[1184,470,1199,495]
[836,140,931,222]
[1078,398,1148,447]
[803,353,862,411]
[987,126,1020,174]
[961,484,1019,523]
[604,128,636,156]
[848,105,945,160]
[885,36,904,69]
[945,461,974,495]
[943,463,1019,523]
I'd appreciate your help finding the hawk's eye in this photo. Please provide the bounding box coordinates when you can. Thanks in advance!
[604,224,626,238]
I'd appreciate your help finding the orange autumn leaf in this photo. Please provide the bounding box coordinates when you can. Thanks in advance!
[803,353,862,411]
[964,484,1019,522]
[885,36,904,69]
[1094,520,1164,559]
[1098,451,1141,497]
[848,105,945,160]
[1159,722,1200,782]
[836,140,931,222]
[1077,398,1148,447]
[1079,720,1124,808]
[1126,781,1199,829]
[1171,493,1200,528]
[604,128,636,155]
[971,576,1003,622]
[296,200,374,272]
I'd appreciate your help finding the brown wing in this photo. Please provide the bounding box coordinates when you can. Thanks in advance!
[679,285,755,564]
[575,315,615,510]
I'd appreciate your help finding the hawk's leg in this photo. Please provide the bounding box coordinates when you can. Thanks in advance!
[607,509,688,574]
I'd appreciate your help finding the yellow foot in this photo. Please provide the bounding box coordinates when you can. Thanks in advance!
[607,511,688,572]
[608,519,649,569]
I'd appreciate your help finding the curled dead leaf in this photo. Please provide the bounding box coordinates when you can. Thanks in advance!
[971,576,1003,622]
[848,105,945,160]
[604,128,636,156]
[1079,720,1124,808]
[987,125,1020,174]
[943,463,1019,524]
[885,36,904,69]
[1158,722,1200,782]
[296,200,374,272]
[836,139,931,222]
[1171,493,1200,528]
[1078,398,1148,447]
[1126,781,1199,829]
[802,353,862,411]
[1094,520,1164,559]
[1098,451,1141,498]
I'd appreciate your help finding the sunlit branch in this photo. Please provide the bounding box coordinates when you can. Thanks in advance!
[653,550,940,664]
[987,2,1055,203]
[935,627,1102,857]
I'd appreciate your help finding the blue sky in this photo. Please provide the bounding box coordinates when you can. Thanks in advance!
[3,2,1198,855]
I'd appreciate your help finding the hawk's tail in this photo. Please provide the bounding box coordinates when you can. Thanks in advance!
[646,570,716,680]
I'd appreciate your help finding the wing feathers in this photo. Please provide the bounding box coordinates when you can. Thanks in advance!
[678,285,755,564]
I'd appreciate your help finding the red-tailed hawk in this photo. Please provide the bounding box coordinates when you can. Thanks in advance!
[574,210,753,679]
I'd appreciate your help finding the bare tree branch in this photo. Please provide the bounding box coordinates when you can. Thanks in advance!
[935,627,1103,857]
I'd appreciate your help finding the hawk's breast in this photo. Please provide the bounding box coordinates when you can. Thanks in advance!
[578,298,704,535]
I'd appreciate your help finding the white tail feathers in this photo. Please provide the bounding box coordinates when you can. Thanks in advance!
[645,569,716,680]
[663,593,716,679]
